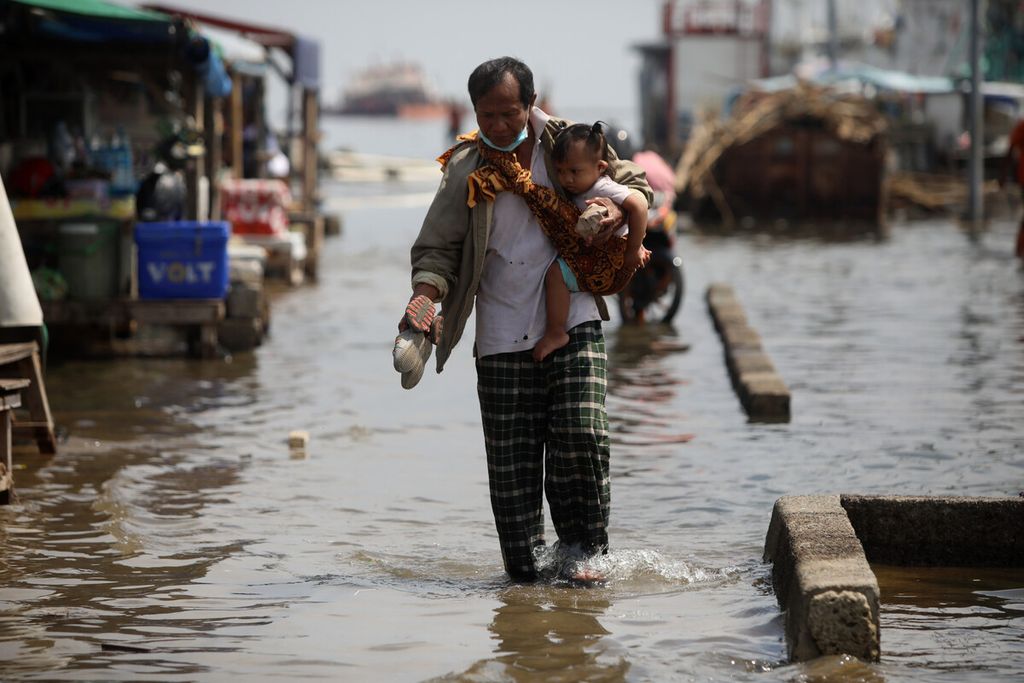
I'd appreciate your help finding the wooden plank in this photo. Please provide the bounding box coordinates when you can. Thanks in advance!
[0,379,30,394]
[0,342,36,366]
[0,393,23,411]
[129,300,225,324]
[0,341,56,453]
[1,410,12,504]
[39,300,130,326]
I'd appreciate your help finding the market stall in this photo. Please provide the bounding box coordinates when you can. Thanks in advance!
[0,0,234,355]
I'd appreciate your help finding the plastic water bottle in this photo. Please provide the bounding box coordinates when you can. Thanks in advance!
[110,127,135,196]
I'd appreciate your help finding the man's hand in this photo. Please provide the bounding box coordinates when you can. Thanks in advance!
[399,285,441,332]
[583,196,624,245]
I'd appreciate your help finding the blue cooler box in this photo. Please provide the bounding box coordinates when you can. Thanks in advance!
[135,221,230,299]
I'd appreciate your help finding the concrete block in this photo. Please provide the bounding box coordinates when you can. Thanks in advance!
[728,349,777,375]
[706,282,736,305]
[766,494,1024,665]
[226,283,264,319]
[324,213,343,236]
[840,495,1024,566]
[217,317,263,352]
[710,302,748,330]
[738,372,791,420]
[288,430,309,449]
[720,323,763,350]
[764,495,880,663]
[229,258,265,287]
[808,590,878,660]
[706,283,791,422]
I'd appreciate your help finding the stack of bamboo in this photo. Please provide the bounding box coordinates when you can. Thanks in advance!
[885,171,1001,211]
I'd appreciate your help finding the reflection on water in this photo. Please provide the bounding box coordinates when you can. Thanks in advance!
[1,178,1023,680]
[874,565,1024,681]
[437,588,626,682]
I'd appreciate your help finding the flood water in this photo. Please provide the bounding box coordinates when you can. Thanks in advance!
[2,119,1024,681]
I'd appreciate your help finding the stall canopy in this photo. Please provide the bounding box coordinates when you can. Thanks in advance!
[0,0,231,96]
[199,22,267,75]
[1,0,178,43]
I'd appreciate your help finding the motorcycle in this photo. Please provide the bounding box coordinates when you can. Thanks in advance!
[136,119,204,222]
[597,125,685,324]
[616,189,685,324]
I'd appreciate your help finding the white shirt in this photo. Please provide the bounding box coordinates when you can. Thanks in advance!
[474,107,601,358]
[577,175,631,208]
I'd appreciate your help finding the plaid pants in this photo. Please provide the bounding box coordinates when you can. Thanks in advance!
[476,321,610,581]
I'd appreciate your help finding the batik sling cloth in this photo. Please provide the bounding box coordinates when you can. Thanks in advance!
[437,132,632,296]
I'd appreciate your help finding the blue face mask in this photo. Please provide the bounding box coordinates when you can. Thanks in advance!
[479,124,529,152]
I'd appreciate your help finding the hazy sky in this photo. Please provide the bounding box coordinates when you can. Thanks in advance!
[163,0,664,116]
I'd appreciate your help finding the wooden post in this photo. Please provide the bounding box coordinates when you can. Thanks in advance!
[1,407,13,504]
[301,87,319,212]
[255,78,267,179]
[0,378,29,504]
[184,74,204,220]
[966,0,984,223]
[205,95,224,220]
[230,76,244,179]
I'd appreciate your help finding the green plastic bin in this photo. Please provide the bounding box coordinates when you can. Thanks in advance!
[56,221,120,301]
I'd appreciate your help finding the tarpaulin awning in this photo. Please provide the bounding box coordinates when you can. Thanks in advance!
[2,0,178,42]
[200,23,267,68]
[9,0,168,21]
[1,0,233,96]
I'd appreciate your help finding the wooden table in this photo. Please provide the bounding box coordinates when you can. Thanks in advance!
[0,342,57,455]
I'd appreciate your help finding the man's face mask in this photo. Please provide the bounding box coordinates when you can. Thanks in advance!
[480,124,529,152]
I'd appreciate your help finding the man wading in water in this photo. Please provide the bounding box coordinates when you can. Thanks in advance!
[394,57,652,583]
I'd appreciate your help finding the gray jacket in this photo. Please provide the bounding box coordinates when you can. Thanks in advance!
[411,116,653,373]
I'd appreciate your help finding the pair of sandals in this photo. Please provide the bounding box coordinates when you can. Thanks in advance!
[393,295,443,389]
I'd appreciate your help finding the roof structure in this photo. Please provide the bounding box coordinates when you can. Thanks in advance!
[142,4,319,89]
[142,4,296,49]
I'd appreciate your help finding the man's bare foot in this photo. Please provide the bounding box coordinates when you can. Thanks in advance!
[532,330,570,361]
[563,566,606,587]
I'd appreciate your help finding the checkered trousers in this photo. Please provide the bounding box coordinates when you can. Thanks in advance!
[476,321,610,581]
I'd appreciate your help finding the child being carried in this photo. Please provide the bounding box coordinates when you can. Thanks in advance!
[533,122,650,361]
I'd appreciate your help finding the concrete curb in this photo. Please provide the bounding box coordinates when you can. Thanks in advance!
[763,495,880,662]
[706,283,790,422]
[764,494,1024,663]
[840,494,1024,566]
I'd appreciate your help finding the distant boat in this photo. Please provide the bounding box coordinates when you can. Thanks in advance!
[330,62,448,118]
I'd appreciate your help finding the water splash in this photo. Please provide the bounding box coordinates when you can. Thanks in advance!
[535,545,741,591]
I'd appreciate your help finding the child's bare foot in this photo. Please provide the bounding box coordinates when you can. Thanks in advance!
[532,330,570,361]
